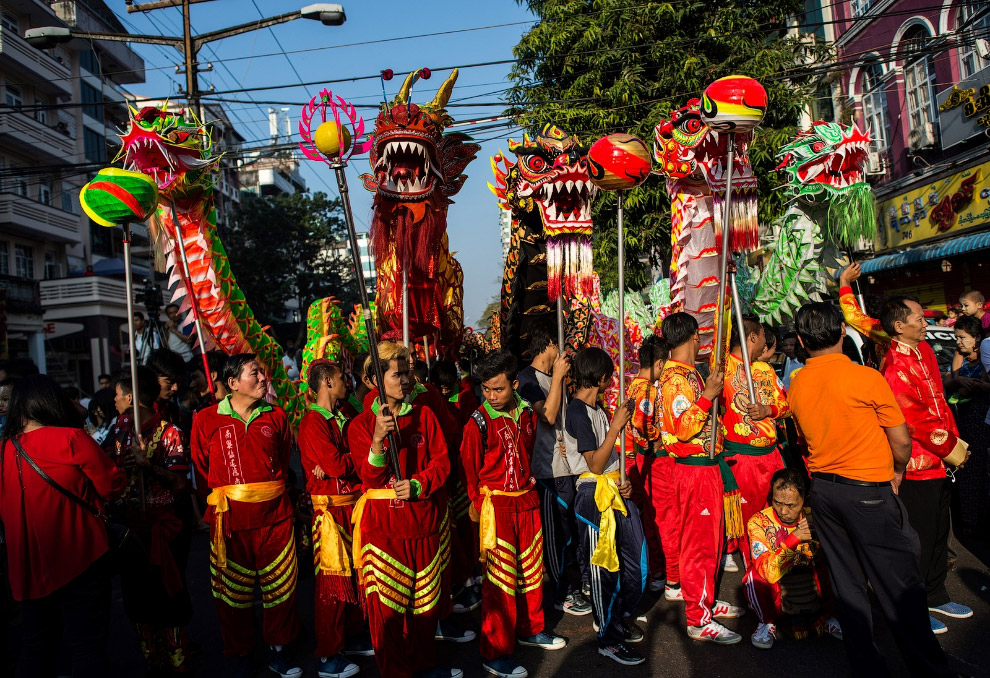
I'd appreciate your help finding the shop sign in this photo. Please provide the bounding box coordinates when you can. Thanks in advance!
[878,160,990,249]
[938,64,990,149]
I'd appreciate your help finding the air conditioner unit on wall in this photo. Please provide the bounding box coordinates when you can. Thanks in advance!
[977,38,990,60]
[867,151,885,174]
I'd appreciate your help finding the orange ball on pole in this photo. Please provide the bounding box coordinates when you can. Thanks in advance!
[587,133,652,191]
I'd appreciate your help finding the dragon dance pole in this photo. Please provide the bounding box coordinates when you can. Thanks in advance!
[402,263,410,349]
[617,192,627,485]
[168,200,215,395]
[122,223,146,514]
[422,334,430,368]
[730,273,757,402]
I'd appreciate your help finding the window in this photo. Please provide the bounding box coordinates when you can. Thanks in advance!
[80,82,103,120]
[44,252,58,280]
[12,170,27,197]
[14,244,34,279]
[38,180,51,206]
[811,83,835,123]
[958,5,990,78]
[902,26,938,144]
[862,62,889,151]
[850,0,877,18]
[83,128,106,162]
[0,241,8,275]
[35,100,47,125]
[5,84,22,109]
[78,50,100,75]
[1,11,18,33]
[61,181,74,212]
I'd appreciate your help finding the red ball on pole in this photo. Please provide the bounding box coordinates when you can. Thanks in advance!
[587,133,652,191]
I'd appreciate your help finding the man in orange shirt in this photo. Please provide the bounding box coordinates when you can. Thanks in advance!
[788,302,953,678]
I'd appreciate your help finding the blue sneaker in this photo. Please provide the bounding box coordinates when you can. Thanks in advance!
[482,655,527,678]
[343,632,375,657]
[930,616,947,635]
[435,618,476,643]
[517,631,566,650]
[929,602,973,619]
[268,646,303,678]
[318,654,359,678]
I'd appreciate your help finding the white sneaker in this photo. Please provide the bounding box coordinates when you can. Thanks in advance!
[712,599,745,619]
[664,585,684,602]
[648,577,667,593]
[687,621,742,645]
[723,553,739,573]
[826,616,842,640]
[751,622,776,649]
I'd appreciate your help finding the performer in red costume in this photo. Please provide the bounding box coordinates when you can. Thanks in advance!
[346,342,463,678]
[658,313,744,645]
[297,360,372,678]
[721,316,789,569]
[190,354,301,678]
[461,351,566,678]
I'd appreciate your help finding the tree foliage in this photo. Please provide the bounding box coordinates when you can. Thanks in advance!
[226,191,360,327]
[507,0,831,291]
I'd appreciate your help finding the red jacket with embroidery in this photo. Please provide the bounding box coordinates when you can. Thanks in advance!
[190,400,295,531]
[460,398,539,514]
[659,359,723,458]
[881,340,958,481]
[624,376,663,456]
[298,406,361,496]
[347,402,451,539]
[722,353,790,448]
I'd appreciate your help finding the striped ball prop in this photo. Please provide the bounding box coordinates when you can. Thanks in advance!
[587,133,652,191]
[80,168,160,227]
[700,76,767,132]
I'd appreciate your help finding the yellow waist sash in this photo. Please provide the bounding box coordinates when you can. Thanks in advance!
[478,486,533,562]
[578,470,625,572]
[207,480,285,568]
[350,488,398,585]
[312,492,361,577]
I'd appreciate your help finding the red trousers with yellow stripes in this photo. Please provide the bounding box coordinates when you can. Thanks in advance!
[481,505,545,661]
[209,517,300,656]
[360,513,451,678]
[312,505,363,658]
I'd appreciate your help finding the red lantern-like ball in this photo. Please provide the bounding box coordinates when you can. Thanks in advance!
[700,75,767,132]
[587,133,652,191]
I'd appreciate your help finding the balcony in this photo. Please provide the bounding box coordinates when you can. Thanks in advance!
[0,193,81,244]
[40,275,140,320]
[0,111,77,163]
[0,24,71,98]
[0,273,42,315]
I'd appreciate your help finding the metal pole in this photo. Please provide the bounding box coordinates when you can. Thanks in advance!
[402,263,410,349]
[333,162,402,480]
[708,136,736,458]
[422,335,430,368]
[169,200,214,394]
[181,0,203,124]
[617,192,627,485]
[122,224,146,514]
[730,273,757,403]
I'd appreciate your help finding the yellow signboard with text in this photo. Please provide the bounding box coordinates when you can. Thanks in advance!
[879,160,990,250]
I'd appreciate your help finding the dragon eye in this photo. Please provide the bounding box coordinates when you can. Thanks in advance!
[526,156,548,172]
[811,141,826,153]
[683,118,702,133]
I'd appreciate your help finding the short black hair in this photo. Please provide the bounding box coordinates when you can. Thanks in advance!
[352,353,369,382]
[762,324,777,351]
[88,387,115,421]
[954,314,983,340]
[730,315,764,350]
[307,359,341,392]
[2,374,81,441]
[429,360,459,391]
[794,302,843,352]
[526,327,556,359]
[572,347,614,389]
[412,360,429,384]
[63,386,81,401]
[98,373,112,382]
[476,350,518,383]
[782,332,797,342]
[961,289,985,305]
[115,366,161,408]
[165,303,180,312]
[206,351,227,379]
[879,294,919,336]
[147,348,187,384]
[769,467,808,503]
[637,334,668,367]
[660,312,698,351]
[133,311,146,320]
[223,354,257,389]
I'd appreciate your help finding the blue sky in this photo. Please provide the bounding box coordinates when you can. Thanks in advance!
[112,0,538,326]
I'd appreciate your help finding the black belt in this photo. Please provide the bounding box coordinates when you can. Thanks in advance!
[811,472,888,488]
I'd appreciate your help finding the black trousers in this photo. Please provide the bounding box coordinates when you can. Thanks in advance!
[16,555,112,678]
[537,476,583,601]
[809,479,951,678]
[899,477,951,607]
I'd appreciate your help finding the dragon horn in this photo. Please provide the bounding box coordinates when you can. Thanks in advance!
[394,70,420,105]
[428,68,459,111]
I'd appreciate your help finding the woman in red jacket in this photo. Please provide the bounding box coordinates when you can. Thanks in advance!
[0,374,125,678]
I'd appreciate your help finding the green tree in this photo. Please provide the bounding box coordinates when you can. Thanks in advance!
[507,0,831,291]
[227,191,360,330]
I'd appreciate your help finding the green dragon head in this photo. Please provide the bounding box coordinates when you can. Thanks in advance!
[775,121,876,244]
[117,106,219,198]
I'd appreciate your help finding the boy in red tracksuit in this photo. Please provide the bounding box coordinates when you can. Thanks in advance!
[658,313,744,646]
[461,351,566,678]
[190,354,301,678]
[346,342,462,678]
[297,360,371,678]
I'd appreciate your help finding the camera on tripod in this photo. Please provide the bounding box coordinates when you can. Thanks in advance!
[138,278,164,318]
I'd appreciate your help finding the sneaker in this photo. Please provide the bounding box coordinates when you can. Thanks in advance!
[687,621,742,645]
[598,641,645,666]
[555,591,592,616]
[318,654,359,678]
[723,553,739,573]
[482,656,527,678]
[712,600,745,619]
[435,618,477,643]
[268,647,303,678]
[342,633,375,656]
[582,581,591,597]
[414,669,464,678]
[930,616,948,635]
[929,602,974,619]
[751,622,776,649]
[648,577,667,593]
[664,585,684,602]
[622,621,645,644]
[452,584,482,613]
[517,631,566,650]
[825,617,842,640]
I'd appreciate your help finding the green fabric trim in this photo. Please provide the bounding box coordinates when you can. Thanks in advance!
[673,455,719,466]
[410,479,422,499]
[407,382,428,401]
[482,392,529,423]
[369,450,388,467]
[310,403,347,433]
[723,440,776,457]
[449,392,459,404]
[217,394,272,427]
[347,393,364,413]
[370,399,412,417]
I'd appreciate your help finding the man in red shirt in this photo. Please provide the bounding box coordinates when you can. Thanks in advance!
[298,359,370,678]
[461,350,566,678]
[190,354,301,678]
[346,342,462,678]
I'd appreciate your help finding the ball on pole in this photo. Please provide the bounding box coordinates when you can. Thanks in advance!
[587,133,652,191]
[700,75,767,132]
[314,121,352,158]
[79,168,159,227]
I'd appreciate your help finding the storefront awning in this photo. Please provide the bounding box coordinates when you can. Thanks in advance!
[859,231,990,275]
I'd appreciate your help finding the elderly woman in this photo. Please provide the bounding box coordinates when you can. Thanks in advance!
[0,374,125,678]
